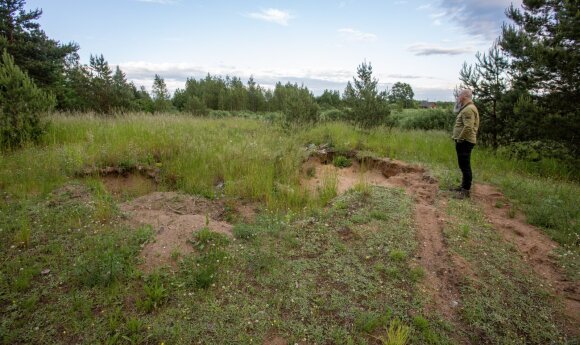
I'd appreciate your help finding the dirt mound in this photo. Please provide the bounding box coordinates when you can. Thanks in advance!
[473,184,580,329]
[120,192,234,272]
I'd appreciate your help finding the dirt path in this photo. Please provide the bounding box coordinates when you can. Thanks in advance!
[472,184,580,333]
[378,163,471,344]
[303,153,470,343]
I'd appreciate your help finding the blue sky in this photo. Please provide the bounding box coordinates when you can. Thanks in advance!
[26,0,519,100]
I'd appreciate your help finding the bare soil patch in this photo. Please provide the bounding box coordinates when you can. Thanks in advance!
[473,184,580,331]
[120,192,241,272]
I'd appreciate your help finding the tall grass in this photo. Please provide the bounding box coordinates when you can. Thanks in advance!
[0,113,578,247]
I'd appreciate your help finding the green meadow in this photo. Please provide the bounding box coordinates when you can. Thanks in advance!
[0,113,578,344]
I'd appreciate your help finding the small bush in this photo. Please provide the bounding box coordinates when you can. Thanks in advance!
[497,140,575,162]
[333,155,352,168]
[0,50,55,149]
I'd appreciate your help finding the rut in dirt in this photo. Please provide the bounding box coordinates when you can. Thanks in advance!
[473,184,580,334]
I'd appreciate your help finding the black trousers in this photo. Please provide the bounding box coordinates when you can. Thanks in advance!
[455,141,475,190]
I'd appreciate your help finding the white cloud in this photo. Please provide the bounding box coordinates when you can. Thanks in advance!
[247,8,293,26]
[338,28,378,42]
[407,43,473,56]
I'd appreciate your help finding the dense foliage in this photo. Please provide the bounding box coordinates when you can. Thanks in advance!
[0,50,55,149]
[0,0,77,94]
[388,82,414,109]
[461,0,579,156]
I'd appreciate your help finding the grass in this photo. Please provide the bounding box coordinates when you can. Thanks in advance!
[0,112,578,343]
[0,182,455,344]
[444,198,570,344]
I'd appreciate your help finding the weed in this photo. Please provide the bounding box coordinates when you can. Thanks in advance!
[170,249,181,261]
[12,266,37,292]
[318,170,338,205]
[412,315,429,331]
[461,224,470,237]
[409,267,425,282]
[73,235,132,287]
[247,250,277,274]
[370,210,389,221]
[389,249,407,262]
[190,227,230,250]
[494,200,504,208]
[14,219,31,248]
[140,275,168,313]
[385,267,401,279]
[71,292,93,319]
[232,223,258,241]
[355,310,392,333]
[507,206,516,219]
[353,179,372,196]
[333,155,352,168]
[374,319,410,345]
[306,166,316,178]
[192,265,217,289]
[351,213,370,224]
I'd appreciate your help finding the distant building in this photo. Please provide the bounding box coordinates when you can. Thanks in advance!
[420,101,437,109]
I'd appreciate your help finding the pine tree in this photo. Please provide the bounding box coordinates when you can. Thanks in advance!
[500,0,579,151]
[459,44,510,147]
[0,50,55,149]
[89,54,114,113]
[152,74,171,113]
[0,0,78,91]
[344,61,390,128]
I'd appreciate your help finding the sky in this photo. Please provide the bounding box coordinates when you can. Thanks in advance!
[25,0,521,101]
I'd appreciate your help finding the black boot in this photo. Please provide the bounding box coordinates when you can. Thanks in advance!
[453,188,470,199]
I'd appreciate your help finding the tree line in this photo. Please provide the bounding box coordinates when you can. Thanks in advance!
[0,0,423,148]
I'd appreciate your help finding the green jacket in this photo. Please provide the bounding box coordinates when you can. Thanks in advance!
[452,102,479,144]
